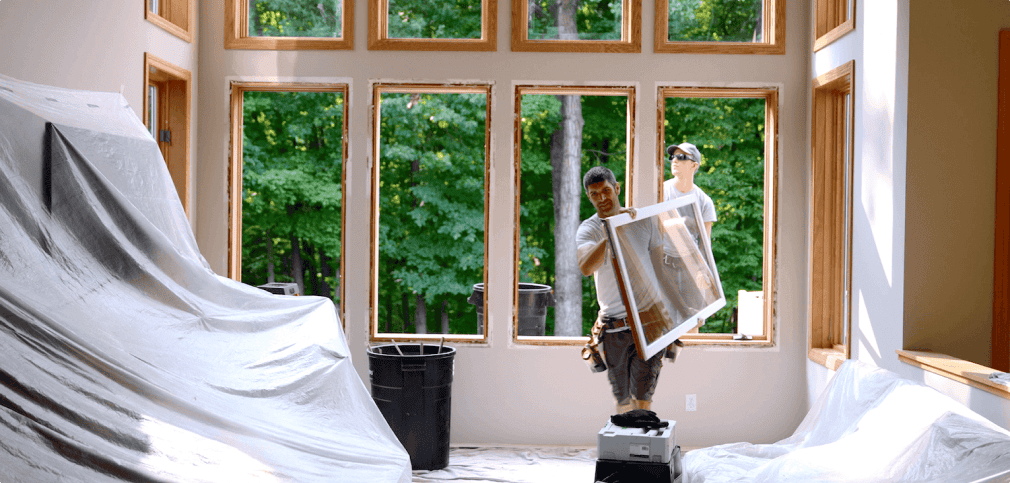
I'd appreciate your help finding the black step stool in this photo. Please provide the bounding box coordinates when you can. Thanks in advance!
[594,445,682,483]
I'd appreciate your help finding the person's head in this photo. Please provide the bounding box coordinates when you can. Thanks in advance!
[667,142,702,181]
[583,166,621,218]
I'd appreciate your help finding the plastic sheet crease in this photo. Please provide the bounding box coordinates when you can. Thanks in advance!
[0,75,411,482]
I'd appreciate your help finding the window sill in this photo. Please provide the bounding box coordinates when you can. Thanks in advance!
[808,347,846,371]
[897,350,1010,401]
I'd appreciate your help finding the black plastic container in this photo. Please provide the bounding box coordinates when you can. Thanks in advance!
[467,283,554,336]
[367,343,456,471]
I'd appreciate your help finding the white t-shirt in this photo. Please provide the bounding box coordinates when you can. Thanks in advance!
[662,181,717,223]
[576,213,662,319]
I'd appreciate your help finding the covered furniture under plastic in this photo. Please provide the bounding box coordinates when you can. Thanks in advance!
[0,75,411,482]
[685,360,1010,483]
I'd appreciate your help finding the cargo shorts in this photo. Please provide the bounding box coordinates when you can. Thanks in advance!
[601,317,664,405]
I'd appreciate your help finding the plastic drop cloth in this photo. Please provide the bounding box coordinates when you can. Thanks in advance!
[685,360,1010,483]
[0,75,411,483]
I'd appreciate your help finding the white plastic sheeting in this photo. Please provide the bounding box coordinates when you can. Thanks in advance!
[0,75,411,482]
[686,360,1010,483]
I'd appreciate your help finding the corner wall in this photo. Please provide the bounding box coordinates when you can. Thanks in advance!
[198,0,813,446]
[0,0,199,227]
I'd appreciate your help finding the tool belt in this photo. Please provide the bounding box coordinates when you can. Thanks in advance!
[601,316,629,331]
[582,317,609,373]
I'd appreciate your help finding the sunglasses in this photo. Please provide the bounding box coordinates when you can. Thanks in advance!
[671,153,695,162]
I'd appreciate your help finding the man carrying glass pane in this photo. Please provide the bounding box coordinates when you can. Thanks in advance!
[576,166,669,414]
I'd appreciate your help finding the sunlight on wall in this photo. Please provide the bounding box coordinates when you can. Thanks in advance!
[140,416,283,482]
[856,291,881,363]
[860,0,899,287]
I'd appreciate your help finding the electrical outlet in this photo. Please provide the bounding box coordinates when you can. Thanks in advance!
[686,394,697,412]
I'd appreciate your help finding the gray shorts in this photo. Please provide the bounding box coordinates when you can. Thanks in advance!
[602,318,664,405]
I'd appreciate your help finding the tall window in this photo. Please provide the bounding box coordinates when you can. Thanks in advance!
[228,82,349,320]
[225,0,354,49]
[809,61,854,370]
[513,85,635,342]
[511,0,642,53]
[143,53,192,217]
[369,0,497,50]
[658,87,778,344]
[146,0,195,42]
[654,0,784,54]
[370,84,491,341]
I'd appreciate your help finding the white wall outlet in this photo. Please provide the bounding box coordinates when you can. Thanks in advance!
[686,394,697,412]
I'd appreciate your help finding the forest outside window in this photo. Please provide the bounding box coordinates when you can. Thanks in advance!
[809,61,855,370]
[369,0,496,51]
[146,0,195,42]
[813,0,855,52]
[370,84,491,342]
[225,0,354,50]
[657,86,778,345]
[654,0,784,55]
[511,0,642,53]
[514,85,635,344]
[228,82,349,322]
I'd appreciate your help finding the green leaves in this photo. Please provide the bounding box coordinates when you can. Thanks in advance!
[387,0,483,39]
[668,0,763,42]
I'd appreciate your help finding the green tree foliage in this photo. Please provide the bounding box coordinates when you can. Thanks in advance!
[519,94,628,336]
[388,0,483,39]
[241,91,345,302]
[248,0,342,37]
[528,0,623,40]
[668,0,762,42]
[377,93,487,334]
[664,97,765,333]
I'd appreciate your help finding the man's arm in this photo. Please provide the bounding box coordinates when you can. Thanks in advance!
[705,221,713,239]
[577,238,608,277]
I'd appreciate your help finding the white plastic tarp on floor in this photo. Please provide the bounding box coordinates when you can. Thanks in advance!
[0,75,411,482]
[686,360,1010,483]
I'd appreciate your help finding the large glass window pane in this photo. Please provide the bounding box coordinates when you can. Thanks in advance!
[387,0,483,39]
[517,89,631,338]
[527,0,623,41]
[241,90,345,309]
[662,95,765,334]
[248,0,343,38]
[667,0,763,42]
[374,88,489,337]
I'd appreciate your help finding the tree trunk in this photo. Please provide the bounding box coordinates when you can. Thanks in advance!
[556,0,579,40]
[385,293,392,333]
[752,2,763,43]
[550,94,584,337]
[302,241,317,295]
[415,294,427,334]
[319,252,332,299]
[266,231,275,283]
[441,299,450,334]
[290,235,304,295]
[402,292,410,333]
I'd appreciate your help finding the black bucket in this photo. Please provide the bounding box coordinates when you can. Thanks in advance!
[367,343,455,471]
[467,283,554,336]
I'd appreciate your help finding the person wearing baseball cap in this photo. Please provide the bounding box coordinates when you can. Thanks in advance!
[661,142,718,361]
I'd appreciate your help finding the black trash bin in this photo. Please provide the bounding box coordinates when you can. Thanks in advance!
[467,283,554,336]
[367,343,455,471]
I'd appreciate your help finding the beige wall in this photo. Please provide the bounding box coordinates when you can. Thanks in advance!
[198,0,812,446]
[903,0,1010,368]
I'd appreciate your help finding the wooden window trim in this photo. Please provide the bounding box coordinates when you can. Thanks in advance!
[656,86,779,347]
[368,0,497,51]
[808,60,855,369]
[993,30,1010,373]
[813,0,855,52]
[227,82,350,325]
[654,0,784,55]
[143,53,192,218]
[369,83,493,343]
[898,350,1010,401]
[225,0,354,50]
[145,0,195,43]
[512,85,636,346]
[511,0,641,53]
